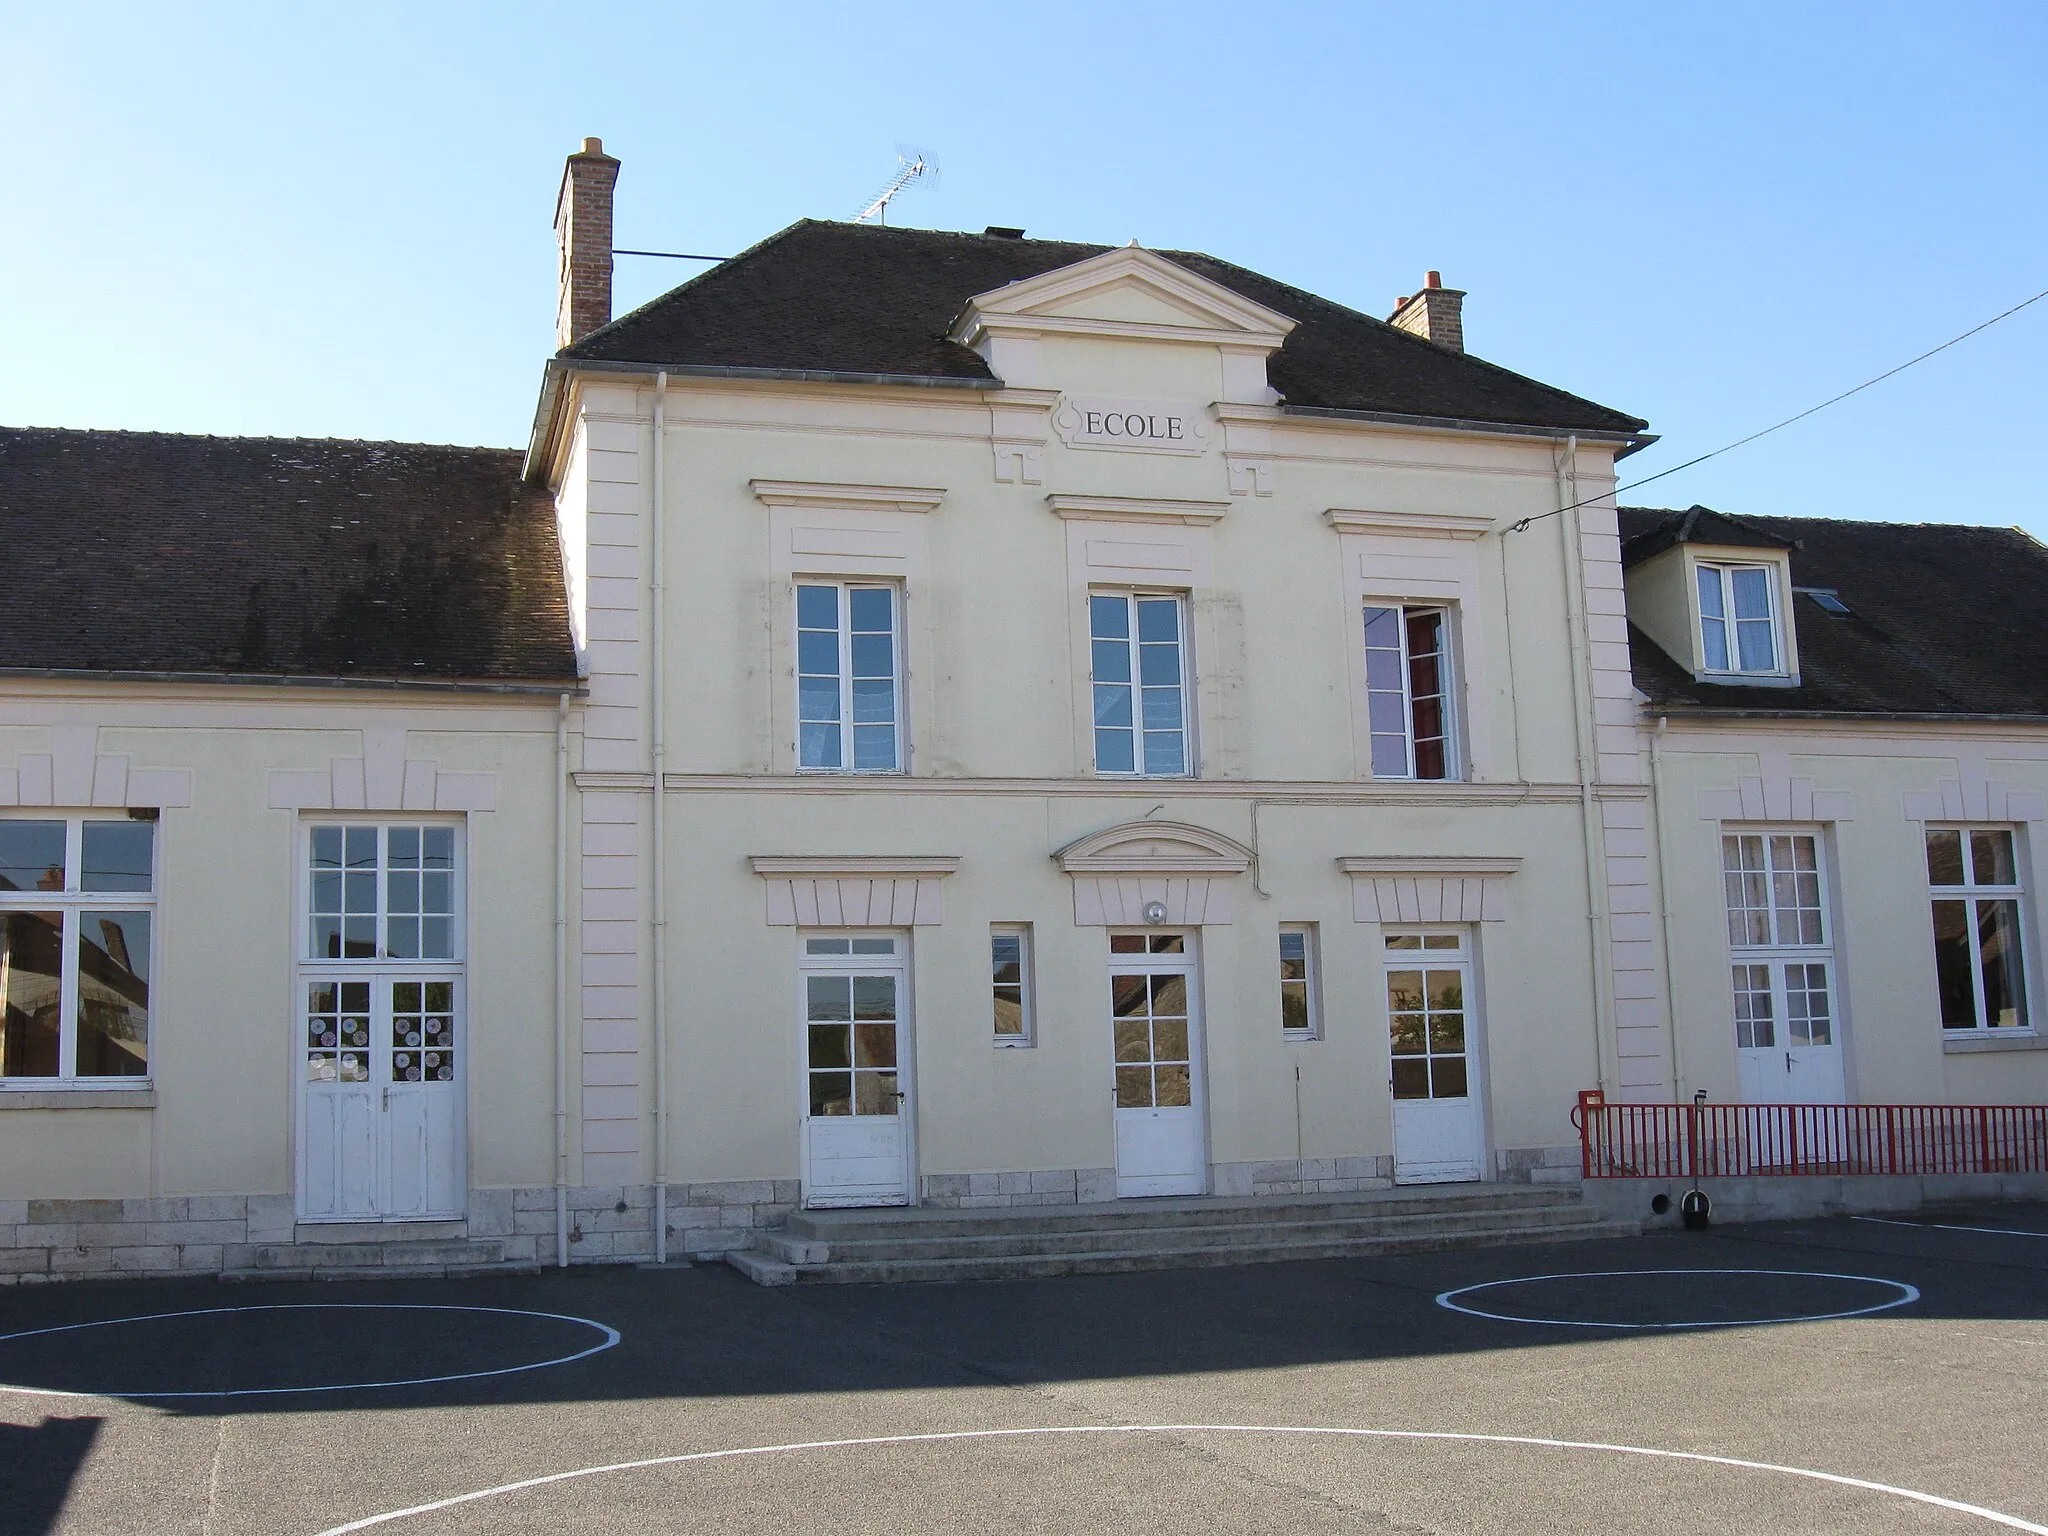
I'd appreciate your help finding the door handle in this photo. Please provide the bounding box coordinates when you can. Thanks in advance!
[1785,1051,1793,1071]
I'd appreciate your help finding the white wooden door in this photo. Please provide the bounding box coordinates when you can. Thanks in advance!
[1110,933,1207,1198]
[801,937,912,1208]
[1723,832,1846,1106]
[1386,933,1485,1184]
[299,975,465,1221]
[1732,959,1847,1105]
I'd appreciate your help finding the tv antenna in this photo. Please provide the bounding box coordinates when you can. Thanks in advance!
[854,147,935,225]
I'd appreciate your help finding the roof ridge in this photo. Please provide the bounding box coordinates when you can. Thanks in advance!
[0,424,522,454]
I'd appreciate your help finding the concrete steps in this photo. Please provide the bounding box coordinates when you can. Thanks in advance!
[728,1184,1637,1286]
[221,1228,535,1282]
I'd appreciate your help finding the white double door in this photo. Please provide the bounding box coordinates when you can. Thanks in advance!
[1385,934,1486,1184]
[1109,933,1208,1197]
[801,937,913,1208]
[1733,957,1847,1105]
[297,973,466,1221]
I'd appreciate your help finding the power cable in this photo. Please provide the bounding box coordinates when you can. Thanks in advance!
[1509,284,2048,533]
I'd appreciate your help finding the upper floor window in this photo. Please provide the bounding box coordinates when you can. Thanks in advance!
[0,814,155,1081]
[1696,563,1780,674]
[797,582,902,773]
[307,824,459,962]
[1927,827,2030,1032]
[1364,605,1454,780]
[1090,591,1189,777]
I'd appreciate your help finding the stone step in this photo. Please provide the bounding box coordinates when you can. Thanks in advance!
[292,1220,469,1245]
[756,1202,1607,1265]
[730,1217,1642,1286]
[785,1185,1581,1243]
[221,1237,507,1277]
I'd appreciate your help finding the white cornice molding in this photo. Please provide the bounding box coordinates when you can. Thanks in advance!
[1336,856,1523,879]
[1045,493,1229,527]
[749,855,962,879]
[1055,821,1254,876]
[749,480,947,513]
[1324,508,1497,540]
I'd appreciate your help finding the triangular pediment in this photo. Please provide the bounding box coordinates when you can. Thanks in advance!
[951,247,1296,351]
[1055,820,1255,876]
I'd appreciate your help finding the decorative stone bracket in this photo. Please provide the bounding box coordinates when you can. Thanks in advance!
[1054,820,1254,926]
[750,855,962,927]
[1902,774,2046,825]
[0,726,190,808]
[1337,855,1522,924]
[266,727,496,812]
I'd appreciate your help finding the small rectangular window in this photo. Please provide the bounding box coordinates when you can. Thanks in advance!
[1696,563,1780,674]
[797,581,902,773]
[1,815,156,1081]
[1926,826,2030,1032]
[1363,605,1455,779]
[1090,591,1189,777]
[991,925,1034,1046]
[1279,924,1319,1039]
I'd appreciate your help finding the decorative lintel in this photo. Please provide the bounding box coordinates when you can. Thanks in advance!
[750,854,961,928]
[1046,494,1229,527]
[1338,855,1520,924]
[750,480,947,513]
[1325,508,1497,540]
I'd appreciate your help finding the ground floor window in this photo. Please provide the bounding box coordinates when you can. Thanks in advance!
[1926,826,2030,1032]
[0,814,155,1080]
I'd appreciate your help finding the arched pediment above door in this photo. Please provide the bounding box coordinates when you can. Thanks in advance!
[1053,820,1253,926]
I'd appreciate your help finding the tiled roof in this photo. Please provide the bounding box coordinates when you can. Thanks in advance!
[562,220,1648,437]
[0,427,580,686]
[1620,505,2048,717]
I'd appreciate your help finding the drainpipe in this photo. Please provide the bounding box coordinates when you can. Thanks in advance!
[1557,435,1618,1093]
[554,692,571,1266]
[1651,716,1686,1098]
[650,372,671,1263]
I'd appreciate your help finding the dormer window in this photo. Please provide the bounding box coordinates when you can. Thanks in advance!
[1696,562,1780,675]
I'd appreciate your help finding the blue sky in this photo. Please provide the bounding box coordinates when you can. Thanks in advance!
[4,2,2043,535]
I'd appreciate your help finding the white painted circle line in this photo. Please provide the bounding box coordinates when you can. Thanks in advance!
[1434,1269,1920,1329]
[0,1304,620,1400]
[308,1423,2048,1535]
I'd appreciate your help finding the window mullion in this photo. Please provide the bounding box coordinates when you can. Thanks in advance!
[838,587,854,771]
[1126,604,1143,772]
[1397,613,1418,779]
[58,906,79,1077]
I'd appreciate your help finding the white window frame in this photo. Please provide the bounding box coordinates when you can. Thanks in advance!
[299,820,467,967]
[990,924,1035,1048]
[795,578,906,775]
[1362,602,1458,781]
[1720,828,1837,1053]
[1088,589,1193,779]
[0,811,158,1085]
[1279,923,1321,1040]
[1925,825,2033,1034]
[1694,560,1784,677]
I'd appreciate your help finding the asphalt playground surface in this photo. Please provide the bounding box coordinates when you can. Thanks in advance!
[3,1204,2046,1534]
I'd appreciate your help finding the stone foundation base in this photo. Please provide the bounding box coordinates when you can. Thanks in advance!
[1580,1169,2048,1228]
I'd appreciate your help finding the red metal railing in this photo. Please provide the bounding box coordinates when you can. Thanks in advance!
[1574,1090,2048,1180]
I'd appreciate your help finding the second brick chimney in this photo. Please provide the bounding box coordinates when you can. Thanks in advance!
[1387,271,1466,353]
[555,137,621,351]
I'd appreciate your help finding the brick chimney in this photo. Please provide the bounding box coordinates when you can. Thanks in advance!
[1387,270,1466,353]
[554,137,621,351]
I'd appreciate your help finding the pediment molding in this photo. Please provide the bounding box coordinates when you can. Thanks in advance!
[750,480,946,513]
[1046,493,1229,528]
[950,247,1297,353]
[1055,821,1254,876]
[1325,508,1496,541]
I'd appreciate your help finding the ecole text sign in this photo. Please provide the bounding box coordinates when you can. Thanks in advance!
[1053,396,1210,457]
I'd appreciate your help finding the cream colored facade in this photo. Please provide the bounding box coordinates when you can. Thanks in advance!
[536,247,1658,1256]
[8,243,2043,1279]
